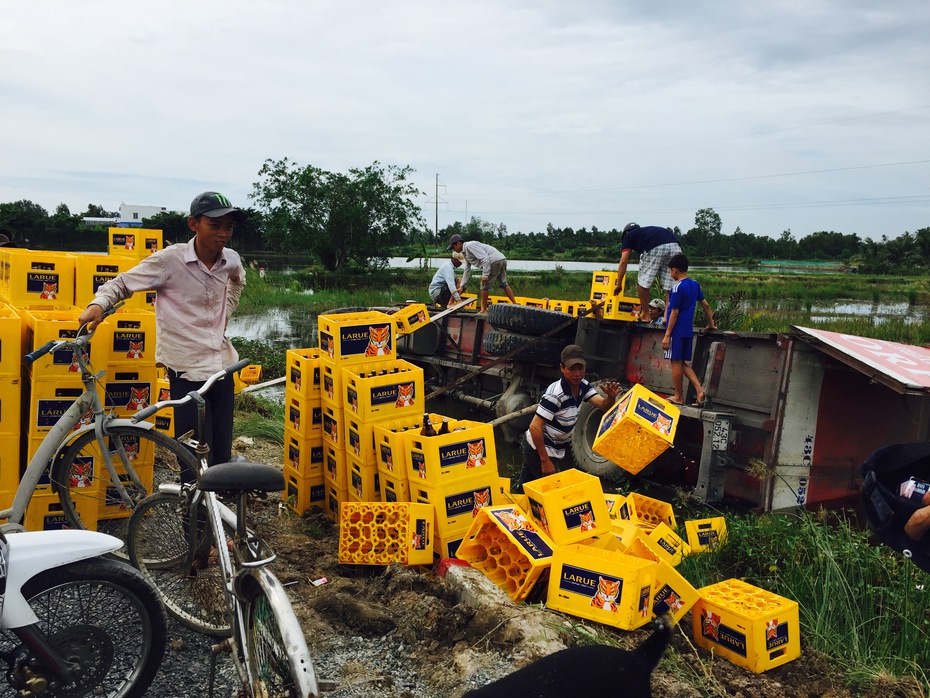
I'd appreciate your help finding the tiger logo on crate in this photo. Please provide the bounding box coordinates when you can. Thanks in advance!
[394,383,415,408]
[497,509,535,532]
[125,386,149,411]
[126,340,144,359]
[466,441,486,469]
[472,488,491,516]
[39,282,58,300]
[590,576,621,613]
[68,460,93,488]
[364,326,391,357]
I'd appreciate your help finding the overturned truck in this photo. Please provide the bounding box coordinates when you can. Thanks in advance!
[398,302,930,513]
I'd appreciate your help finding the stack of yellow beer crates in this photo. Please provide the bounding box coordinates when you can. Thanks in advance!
[283,348,326,515]
[0,229,166,530]
[0,303,22,510]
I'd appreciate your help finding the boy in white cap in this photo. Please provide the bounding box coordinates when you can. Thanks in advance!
[78,192,247,475]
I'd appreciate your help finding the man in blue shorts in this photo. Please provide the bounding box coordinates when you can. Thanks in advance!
[613,222,682,321]
[662,254,715,407]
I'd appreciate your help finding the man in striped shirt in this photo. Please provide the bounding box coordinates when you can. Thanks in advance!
[514,345,619,492]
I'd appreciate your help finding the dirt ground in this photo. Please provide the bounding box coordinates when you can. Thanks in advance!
[234,437,925,698]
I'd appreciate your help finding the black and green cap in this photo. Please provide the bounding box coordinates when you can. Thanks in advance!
[190,191,245,221]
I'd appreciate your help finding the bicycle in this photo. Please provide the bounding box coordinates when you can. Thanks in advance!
[0,307,198,553]
[0,526,167,697]
[126,362,319,697]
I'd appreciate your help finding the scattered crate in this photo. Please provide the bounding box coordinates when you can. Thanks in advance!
[692,578,801,673]
[338,501,434,566]
[522,469,611,545]
[685,517,728,552]
[391,303,431,335]
[593,384,679,475]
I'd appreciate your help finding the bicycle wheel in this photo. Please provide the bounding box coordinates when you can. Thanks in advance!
[241,568,319,698]
[50,426,197,552]
[0,557,167,698]
[126,491,232,636]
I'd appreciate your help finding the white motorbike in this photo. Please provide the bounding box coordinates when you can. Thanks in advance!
[0,528,167,697]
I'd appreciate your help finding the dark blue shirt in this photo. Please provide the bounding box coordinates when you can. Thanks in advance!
[621,226,679,254]
[668,277,705,338]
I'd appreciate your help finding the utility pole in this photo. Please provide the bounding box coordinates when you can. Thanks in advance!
[435,174,439,246]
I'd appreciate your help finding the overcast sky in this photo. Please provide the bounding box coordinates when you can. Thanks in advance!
[2,1,928,242]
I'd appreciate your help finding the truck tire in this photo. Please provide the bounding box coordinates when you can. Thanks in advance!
[486,304,575,338]
[571,390,625,483]
[482,330,566,365]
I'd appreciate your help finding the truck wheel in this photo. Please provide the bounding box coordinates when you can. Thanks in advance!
[486,304,575,338]
[571,392,625,483]
[482,330,566,365]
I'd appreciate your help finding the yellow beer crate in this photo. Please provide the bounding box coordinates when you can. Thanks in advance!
[317,311,395,365]
[456,505,556,603]
[0,303,22,377]
[22,307,99,378]
[514,296,548,308]
[391,303,431,336]
[284,428,325,478]
[98,309,156,367]
[685,517,728,552]
[379,469,410,503]
[623,537,700,626]
[0,377,21,438]
[693,578,801,673]
[323,442,348,489]
[646,522,691,566]
[546,542,656,630]
[285,348,322,399]
[73,255,136,308]
[434,525,471,560]
[590,270,620,297]
[344,414,383,467]
[0,249,75,308]
[0,435,19,484]
[320,359,344,409]
[547,299,581,317]
[103,367,158,418]
[322,404,344,449]
[26,379,86,436]
[324,482,349,522]
[342,359,425,421]
[593,384,679,475]
[630,492,677,530]
[348,460,379,502]
[338,501,434,566]
[411,476,500,540]
[522,469,611,545]
[153,409,173,437]
[283,466,325,515]
[284,393,322,439]
[372,414,427,478]
[108,228,163,259]
[24,490,98,532]
[406,418,497,486]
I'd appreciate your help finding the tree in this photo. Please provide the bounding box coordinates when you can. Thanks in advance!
[83,204,110,217]
[55,203,71,217]
[142,211,191,246]
[0,200,49,246]
[682,208,722,253]
[252,158,426,272]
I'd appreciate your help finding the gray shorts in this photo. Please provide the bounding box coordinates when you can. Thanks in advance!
[481,259,510,292]
[638,242,682,291]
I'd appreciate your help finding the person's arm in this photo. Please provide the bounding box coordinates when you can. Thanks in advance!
[614,249,631,295]
[226,261,246,324]
[77,254,165,330]
[700,298,716,330]
[663,308,679,351]
[471,244,493,281]
[443,266,461,301]
[528,415,557,477]
[587,381,619,411]
[458,260,472,291]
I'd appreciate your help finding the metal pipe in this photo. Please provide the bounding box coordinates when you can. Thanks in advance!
[446,389,496,412]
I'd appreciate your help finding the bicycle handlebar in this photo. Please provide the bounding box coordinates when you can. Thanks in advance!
[131,358,252,422]
[22,303,123,366]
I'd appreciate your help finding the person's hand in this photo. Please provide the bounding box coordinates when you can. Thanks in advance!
[540,455,556,477]
[481,276,489,286]
[905,504,930,540]
[77,304,104,331]
[662,334,671,351]
[602,381,620,399]
[613,279,622,296]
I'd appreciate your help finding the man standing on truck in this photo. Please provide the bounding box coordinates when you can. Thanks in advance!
[77,191,246,476]
[514,345,619,492]
[447,234,517,312]
[613,222,682,322]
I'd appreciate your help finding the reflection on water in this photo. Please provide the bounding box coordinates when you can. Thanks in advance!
[227,308,317,347]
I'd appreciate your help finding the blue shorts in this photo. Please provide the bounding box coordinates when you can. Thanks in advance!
[664,336,693,362]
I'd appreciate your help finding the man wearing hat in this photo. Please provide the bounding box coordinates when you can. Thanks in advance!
[428,252,465,308]
[647,297,667,326]
[446,234,516,312]
[78,192,247,475]
[514,344,620,491]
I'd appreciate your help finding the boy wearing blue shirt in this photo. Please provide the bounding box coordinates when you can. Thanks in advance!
[662,254,715,406]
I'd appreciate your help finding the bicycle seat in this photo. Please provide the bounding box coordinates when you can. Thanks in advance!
[198,461,285,493]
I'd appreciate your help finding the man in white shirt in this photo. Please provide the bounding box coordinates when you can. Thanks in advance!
[428,252,464,308]
[78,191,246,475]
[447,234,517,312]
